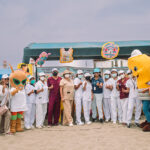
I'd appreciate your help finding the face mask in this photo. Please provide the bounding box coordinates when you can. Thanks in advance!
[30,80,35,85]
[65,74,70,78]
[112,73,117,78]
[78,74,83,79]
[85,76,91,81]
[128,74,132,79]
[53,71,58,76]
[120,74,125,79]
[104,75,109,79]
[40,76,45,81]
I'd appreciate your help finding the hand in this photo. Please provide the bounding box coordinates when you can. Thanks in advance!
[85,82,87,86]
[91,95,94,101]
[61,97,65,102]
[80,81,83,85]
[96,82,100,86]
[122,88,126,93]
[31,90,34,93]
[3,84,7,88]
[49,85,53,90]
[41,88,44,92]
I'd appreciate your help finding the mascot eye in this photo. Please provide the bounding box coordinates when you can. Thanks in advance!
[13,78,20,85]
[22,79,27,85]
[134,66,138,71]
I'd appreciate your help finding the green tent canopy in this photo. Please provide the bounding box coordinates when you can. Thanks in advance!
[23,40,150,63]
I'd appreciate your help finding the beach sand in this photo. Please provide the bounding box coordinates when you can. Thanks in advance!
[0,120,150,150]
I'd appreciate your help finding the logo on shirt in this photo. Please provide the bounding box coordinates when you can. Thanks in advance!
[101,42,120,60]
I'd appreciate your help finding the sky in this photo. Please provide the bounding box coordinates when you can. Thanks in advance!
[0,0,150,67]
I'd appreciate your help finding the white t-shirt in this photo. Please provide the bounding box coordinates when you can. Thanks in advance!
[0,85,8,102]
[103,79,111,99]
[83,81,92,101]
[126,78,138,99]
[25,83,36,104]
[109,78,119,98]
[35,80,48,104]
[10,88,27,112]
[74,78,83,98]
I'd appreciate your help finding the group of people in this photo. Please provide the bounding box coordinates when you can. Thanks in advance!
[0,65,149,135]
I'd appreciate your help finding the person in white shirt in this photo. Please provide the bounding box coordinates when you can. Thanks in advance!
[0,74,11,135]
[82,73,93,125]
[103,70,112,122]
[109,69,122,124]
[125,70,142,128]
[74,70,84,125]
[24,76,36,130]
[35,72,48,128]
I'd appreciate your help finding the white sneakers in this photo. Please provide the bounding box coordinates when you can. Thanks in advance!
[25,126,31,130]
[36,126,42,129]
[86,121,92,125]
[69,123,74,127]
[77,122,84,126]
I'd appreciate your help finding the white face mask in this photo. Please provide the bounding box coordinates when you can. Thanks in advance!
[40,76,45,81]
[78,74,83,79]
[65,74,70,78]
[120,74,125,79]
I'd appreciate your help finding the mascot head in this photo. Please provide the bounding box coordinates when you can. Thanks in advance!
[9,65,27,90]
[128,49,150,89]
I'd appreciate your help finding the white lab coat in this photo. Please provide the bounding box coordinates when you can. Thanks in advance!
[103,79,112,121]
[74,77,83,124]
[83,81,92,122]
[35,80,48,127]
[126,78,142,124]
[24,83,36,128]
[109,78,122,123]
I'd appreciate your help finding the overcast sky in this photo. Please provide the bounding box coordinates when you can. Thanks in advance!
[0,0,150,67]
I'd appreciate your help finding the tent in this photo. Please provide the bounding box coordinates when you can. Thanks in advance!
[23,40,150,63]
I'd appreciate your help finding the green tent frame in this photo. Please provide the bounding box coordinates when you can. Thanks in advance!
[23,40,150,63]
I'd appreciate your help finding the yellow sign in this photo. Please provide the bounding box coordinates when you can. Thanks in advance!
[60,48,73,63]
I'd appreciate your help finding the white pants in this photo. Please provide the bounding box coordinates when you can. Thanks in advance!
[92,94,103,120]
[83,100,91,122]
[111,96,122,122]
[127,97,142,124]
[24,103,36,128]
[120,98,128,123]
[75,97,83,123]
[36,103,47,127]
[103,98,112,121]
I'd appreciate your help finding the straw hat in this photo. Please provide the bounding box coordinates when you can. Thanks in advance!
[63,70,72,76]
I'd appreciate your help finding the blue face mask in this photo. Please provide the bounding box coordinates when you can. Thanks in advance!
[78,74,83,79]
[104,75,109,79]
[112,73,117,78]
[30,80,35,85]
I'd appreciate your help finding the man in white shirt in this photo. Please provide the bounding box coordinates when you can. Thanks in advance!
[74,70,84,125]
[126,70,142,128]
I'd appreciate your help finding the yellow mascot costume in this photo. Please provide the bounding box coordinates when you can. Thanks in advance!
[9,65,27,133]
[128,49,150,131]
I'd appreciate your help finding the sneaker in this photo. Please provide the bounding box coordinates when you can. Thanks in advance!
[31,125,35,129]
[105,119,109,122]
[99,119,104,123]
[77,122,84,126]
[36,126,42,129]
[42,125,46,128]
[135,123,140,127]
[86,121,92,125]
[119,120,122,124]
[113,121,116,124]
[92,118,97,122]
[69,123,73,127]
[127,123,131,128]
[25,126,31,130]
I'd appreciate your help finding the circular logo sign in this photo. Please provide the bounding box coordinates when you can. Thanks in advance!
[101,42,120,59]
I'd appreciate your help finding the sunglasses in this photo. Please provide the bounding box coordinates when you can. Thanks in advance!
[13,78,27,86]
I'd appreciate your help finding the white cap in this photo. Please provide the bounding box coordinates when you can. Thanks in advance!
[111,69,117,73]
[84,73,91,77]
[118,70,125,75]
[52,68,58,72]
[2,74,9,79]
[131,49,142,58]
[28,76,34,80]
[39,72,45,77]
[126,69,132,74]
[104,70,111,74]
[77,70,83,74]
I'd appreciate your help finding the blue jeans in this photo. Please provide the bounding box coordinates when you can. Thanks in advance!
[142,100,150,123]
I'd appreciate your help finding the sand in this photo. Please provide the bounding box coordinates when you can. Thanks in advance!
[0,121,150,150]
